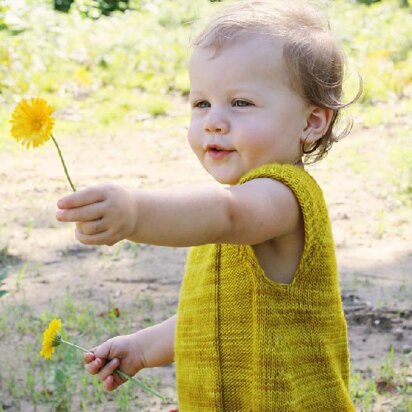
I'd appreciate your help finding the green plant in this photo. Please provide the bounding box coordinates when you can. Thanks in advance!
[0,4,9,30]
[350,371,377,410]
[54,0,74,12]
[54,0,136,16]
[0,267,9,298]
[145,96,170,117]
[49,347,77,410]
[356,0,381,4]
[380,346,396,382]
[390,143,412,205]
[14,262,28,292]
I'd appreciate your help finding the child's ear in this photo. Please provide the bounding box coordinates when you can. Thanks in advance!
[301,107,334,144]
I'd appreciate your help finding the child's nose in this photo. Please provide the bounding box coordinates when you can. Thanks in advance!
[204,111,229,134]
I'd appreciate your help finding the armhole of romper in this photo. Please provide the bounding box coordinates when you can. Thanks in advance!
[238,164,315,288]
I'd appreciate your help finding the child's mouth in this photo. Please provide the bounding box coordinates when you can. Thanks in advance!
[206,145,234,160]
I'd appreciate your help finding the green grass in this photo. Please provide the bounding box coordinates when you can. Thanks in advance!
[390,140,412,206]
[2,283,411,410]
[351,348,412,412]
[0,288,171,411]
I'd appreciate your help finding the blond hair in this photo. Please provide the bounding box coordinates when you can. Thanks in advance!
[192,0,361,163]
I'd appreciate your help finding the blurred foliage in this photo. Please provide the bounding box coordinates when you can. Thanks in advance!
[390,143,412,206]
[330,0,412,105]
[54,0,138,18]
[355,0,409,5]
[0,0,410,137]
[53,0,220,17]
[0,267,9,298]
[0,0,201,127]
[54,0,75,12]
[355,0,381,4]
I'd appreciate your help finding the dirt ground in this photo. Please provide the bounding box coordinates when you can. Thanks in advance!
[0,98,411,411]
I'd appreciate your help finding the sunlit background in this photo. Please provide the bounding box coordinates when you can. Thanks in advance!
[0,1,411,411]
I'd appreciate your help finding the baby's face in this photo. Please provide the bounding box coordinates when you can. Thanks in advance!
[188,35,309,184]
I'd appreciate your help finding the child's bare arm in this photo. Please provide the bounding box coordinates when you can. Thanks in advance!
[85,315,176,391]
[57,178,300,247]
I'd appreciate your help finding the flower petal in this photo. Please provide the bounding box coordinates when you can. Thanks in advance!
[40,318,62,360]
[10,98,55,149]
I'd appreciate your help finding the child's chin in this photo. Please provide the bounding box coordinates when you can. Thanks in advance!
[205,165,241,185]
[213,175,240,186]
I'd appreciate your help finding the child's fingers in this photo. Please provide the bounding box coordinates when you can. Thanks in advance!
[97,358,120,382]
[76,219,107,236]
[57,187,106,210]
[85,357,104,375]
[56,201,107,223]
[92,341,113,359]
[103,372,127,391]
[103,375,116,391]
[84,352,96,364]
[75,228,117,246]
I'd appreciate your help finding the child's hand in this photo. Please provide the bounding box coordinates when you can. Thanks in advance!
[56,183,136,246]
[84,334,146,391]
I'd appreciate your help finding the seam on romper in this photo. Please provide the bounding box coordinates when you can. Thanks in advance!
[215,244,224,411]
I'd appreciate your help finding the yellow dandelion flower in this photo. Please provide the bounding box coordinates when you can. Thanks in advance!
[10,98,54,149]
[40,318,62,360]
[9,97,76,191]
[38,318,165,400]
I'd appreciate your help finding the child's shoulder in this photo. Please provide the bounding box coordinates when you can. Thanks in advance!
[238,162,329,234]
[238,162,321,196]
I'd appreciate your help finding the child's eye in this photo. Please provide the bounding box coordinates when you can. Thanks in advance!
[232,99,252,107]
[194,100,210,109]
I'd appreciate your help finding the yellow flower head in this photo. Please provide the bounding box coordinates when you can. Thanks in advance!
[10,98,54,149]
[40,318,62,360]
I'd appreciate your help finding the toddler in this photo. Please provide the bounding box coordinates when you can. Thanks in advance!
[56,1,360,410]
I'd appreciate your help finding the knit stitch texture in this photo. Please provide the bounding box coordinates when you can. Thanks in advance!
[175,163,355,411]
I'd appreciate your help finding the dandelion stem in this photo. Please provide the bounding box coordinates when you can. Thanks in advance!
[60,339,87,353]
[114,368,166,400]
[51,135,76,192]
[60,339,166,401]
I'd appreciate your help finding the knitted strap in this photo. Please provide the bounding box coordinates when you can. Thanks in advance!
[238,162,332,286]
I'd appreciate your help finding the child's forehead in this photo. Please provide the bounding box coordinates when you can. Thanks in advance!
[189,34,288,83]
[192,32,284,59]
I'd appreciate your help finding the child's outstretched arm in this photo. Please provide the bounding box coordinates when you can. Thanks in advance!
[56,178,300,247]
[85,315,176,391]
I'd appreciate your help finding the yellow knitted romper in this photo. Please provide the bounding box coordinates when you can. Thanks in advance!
[175,163,355,411]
